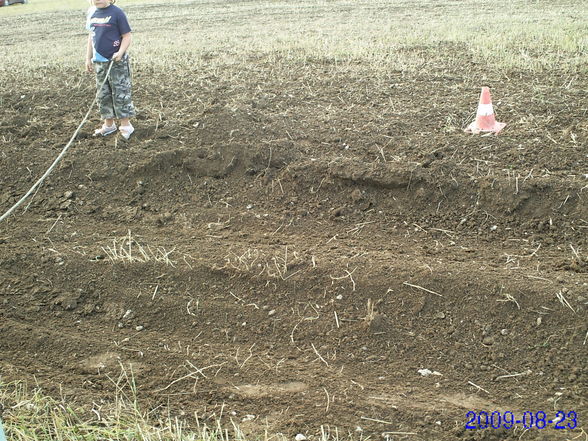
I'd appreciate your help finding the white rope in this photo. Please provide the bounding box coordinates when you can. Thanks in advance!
[0,61,114,223]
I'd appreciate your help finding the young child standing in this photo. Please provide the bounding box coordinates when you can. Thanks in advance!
[85,0,136,139]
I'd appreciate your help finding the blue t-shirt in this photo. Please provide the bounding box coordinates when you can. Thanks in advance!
[88,4,131,61]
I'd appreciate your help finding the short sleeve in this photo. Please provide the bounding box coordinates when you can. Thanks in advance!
[117,9,132,34]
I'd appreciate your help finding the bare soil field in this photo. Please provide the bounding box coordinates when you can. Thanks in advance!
[1,1,587,440]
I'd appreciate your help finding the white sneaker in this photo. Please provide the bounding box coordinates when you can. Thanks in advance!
[119,124,135,140]
[94,123,117,136]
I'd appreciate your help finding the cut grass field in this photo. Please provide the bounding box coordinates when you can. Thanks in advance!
[0,0,147,16]
[0,0,586,72]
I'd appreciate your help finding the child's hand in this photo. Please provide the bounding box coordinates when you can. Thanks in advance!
[111,52,124,62]
[85,59,94,73]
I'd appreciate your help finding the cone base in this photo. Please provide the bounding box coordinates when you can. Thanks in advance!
[465,121,506,134]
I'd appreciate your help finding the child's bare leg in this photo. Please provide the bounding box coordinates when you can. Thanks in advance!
[120,117,131,127]
[105,118,115,127]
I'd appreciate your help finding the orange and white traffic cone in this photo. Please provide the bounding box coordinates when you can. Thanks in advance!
[465,87,506,134]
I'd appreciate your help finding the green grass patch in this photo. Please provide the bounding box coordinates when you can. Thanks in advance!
[1,373,349,441]
[0,372,244,441]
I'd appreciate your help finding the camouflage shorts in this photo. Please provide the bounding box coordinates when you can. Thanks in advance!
[94,54,136,119]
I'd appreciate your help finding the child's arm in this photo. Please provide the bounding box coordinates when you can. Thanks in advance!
[112,32,132,62]
[85,33,94,72]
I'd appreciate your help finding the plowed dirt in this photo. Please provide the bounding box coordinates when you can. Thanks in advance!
[1,4,587,441]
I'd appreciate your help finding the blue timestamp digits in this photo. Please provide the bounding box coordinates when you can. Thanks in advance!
[465,411,577,430]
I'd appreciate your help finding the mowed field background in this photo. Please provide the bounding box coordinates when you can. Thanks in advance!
[1,0,587,70]
[1,0,587,440]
